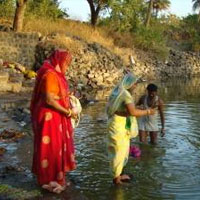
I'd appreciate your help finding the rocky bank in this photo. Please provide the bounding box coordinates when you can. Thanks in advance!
[0,29,200,97]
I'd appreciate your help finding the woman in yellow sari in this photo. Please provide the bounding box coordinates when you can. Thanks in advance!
[106,73,155,184]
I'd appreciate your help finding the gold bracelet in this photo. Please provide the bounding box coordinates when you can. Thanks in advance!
[147,109,150,115]
[67,109,72,117]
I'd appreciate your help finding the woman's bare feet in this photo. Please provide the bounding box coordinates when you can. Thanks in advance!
[42,181,67,194]
[113,176,123,185]
[120,174,131,181]
[113,174,132,185]
[42,184,54,192]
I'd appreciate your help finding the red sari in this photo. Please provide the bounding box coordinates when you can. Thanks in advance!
[31,50,75,186]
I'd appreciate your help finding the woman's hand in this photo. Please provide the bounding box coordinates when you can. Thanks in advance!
[71,109,78,119]
[65,109,77,119]
[146,108,156,115]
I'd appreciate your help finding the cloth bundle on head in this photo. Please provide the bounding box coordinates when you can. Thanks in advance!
[106,72,138,118]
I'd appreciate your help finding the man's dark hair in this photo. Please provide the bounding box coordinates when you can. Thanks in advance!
[147,83,158,92]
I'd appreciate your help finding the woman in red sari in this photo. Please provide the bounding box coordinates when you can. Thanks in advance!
[30,49,77,194]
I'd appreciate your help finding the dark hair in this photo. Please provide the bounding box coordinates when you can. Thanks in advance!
[147,83,158,92]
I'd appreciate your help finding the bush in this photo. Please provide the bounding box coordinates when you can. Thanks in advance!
[132,25,169,59]
[0,0,15,18]
[26,0,68,19]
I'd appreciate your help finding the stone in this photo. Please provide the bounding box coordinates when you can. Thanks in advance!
[94,75,103,83]
[9,73,24,83]
[0,83,11,92]
[10,82,22,93]
[88,73,94,79]
[0,59,3,66]
[0,71,9,84]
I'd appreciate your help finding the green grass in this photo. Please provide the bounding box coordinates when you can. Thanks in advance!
[0,184,41,200]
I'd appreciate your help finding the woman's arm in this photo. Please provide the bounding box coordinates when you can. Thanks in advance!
[126,103,155,117]
[45,92,72,117]
[42,72,76,118]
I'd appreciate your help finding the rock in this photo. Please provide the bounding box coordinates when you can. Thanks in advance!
[9,73,24,83]
[88,73,94,79]
[0,72,9,84]
[0,59,3,67]
[22,79,35,87]
[0,147,6,156]
[0,129,25,141]
[0,83,11,92]
[10,82,22,93]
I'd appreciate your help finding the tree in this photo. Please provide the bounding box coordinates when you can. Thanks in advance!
[108,0,146,32]
[86,0,109,26]
[0,0,15,18]
[27,0,68,19]
[192,0,200,22]
[153,0,170,18]
[13,0,28,32]
[145,0,154,27]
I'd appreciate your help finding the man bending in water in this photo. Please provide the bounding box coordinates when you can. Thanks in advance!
[137,83,165,144]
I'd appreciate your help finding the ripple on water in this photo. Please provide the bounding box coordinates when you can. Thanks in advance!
[69,96,200,200]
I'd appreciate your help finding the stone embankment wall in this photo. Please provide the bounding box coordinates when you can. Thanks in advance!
[35,40,124,90]
[130,49,200,79]
[0,31,40,68]
[1,30,200,95]
[0,71,22,93]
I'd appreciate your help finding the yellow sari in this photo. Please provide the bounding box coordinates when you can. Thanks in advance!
[106,73,138,178]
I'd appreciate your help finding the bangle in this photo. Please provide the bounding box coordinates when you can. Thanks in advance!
[66,109,72,117]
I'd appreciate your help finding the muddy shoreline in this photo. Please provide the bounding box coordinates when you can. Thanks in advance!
[0,92,88,200]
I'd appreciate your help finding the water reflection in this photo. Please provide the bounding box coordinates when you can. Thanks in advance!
[70,78,200,200]
[2,78,200,199]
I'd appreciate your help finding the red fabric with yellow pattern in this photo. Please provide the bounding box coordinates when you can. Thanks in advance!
[31,50,75,186]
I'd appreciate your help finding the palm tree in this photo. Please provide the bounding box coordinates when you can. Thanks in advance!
[153,0,170,18]
[192,0,200,22]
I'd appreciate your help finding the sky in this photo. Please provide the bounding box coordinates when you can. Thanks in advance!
[60,0,194,22]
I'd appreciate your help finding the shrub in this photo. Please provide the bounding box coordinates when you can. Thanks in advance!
[0,0,15,18]
[132,25,169,59]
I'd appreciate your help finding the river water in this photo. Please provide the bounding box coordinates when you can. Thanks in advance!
[70,78,200,200]
[1,78,200,200]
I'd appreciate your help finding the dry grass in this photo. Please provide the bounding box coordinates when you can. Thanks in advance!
[23,17,133,64]
[0,16,134,64]
[24,17,113,47]
[48,34,88,56]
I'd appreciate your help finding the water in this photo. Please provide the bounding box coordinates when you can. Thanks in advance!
[1,78,200,200]
[70,78,200,200]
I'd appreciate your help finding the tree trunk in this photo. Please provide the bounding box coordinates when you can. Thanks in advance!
[198,10,200,22]
[145,0,154,27]
[156,8,159,18]
[86,0,101,27]
[91,9,99,26]
[13,0,28,32]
